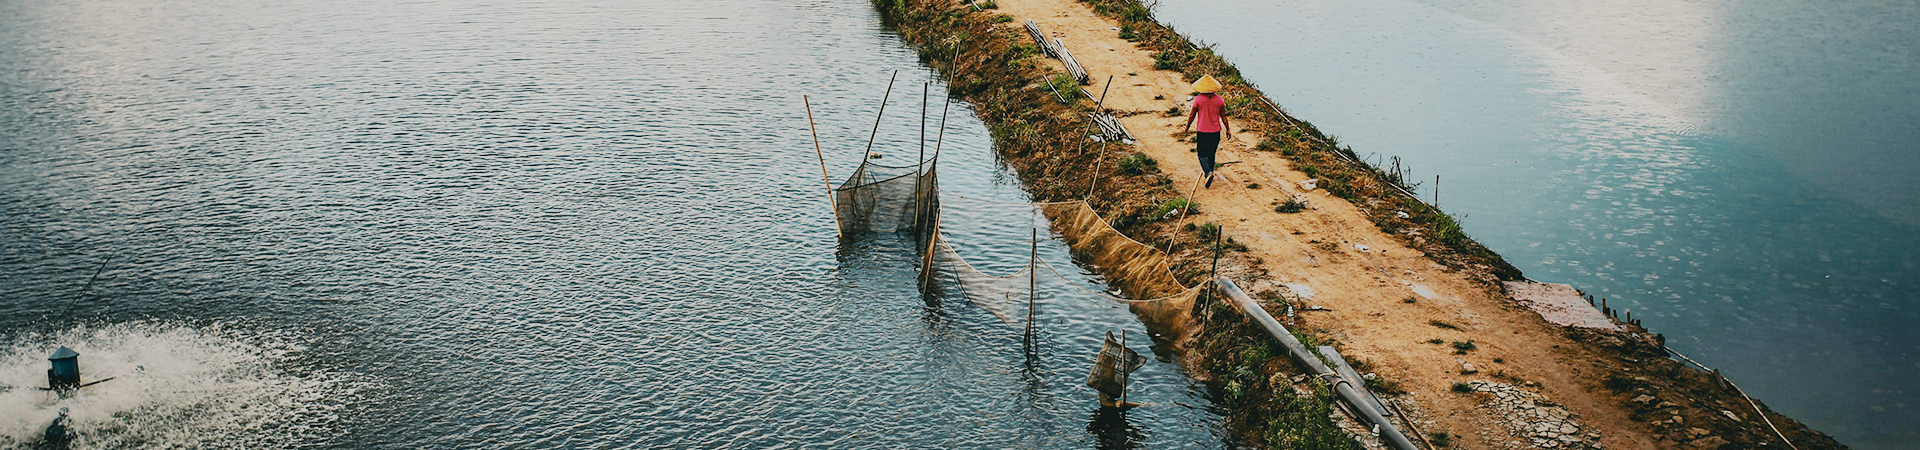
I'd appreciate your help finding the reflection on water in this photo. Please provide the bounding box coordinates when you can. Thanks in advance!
[0,0,1226,448]
[1156,0,1919,447]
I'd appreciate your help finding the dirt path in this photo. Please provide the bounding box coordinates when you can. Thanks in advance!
[994,1,1663,448]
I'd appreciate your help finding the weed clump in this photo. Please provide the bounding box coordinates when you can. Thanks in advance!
[1452,382,1475,394]
[1451,340,1477,354]
[1275,197,1307,213]
[1118,152,1158,174]
[1047,74,1080,101]
[1152,50,1184,70]
[1154,198,1197,219]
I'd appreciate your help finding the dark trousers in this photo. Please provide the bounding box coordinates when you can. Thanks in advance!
[1196,132,1220,174]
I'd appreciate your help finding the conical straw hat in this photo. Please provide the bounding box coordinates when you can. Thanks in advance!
[1191,75,1222,93]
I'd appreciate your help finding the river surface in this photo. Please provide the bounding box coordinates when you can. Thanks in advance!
[1154,0,1919,448]
[0,0,1229,448]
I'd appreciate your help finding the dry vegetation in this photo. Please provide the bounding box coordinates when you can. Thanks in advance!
[872,1,1846,448]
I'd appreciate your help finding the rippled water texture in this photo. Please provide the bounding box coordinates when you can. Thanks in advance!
[1155,0,1919,447]
[0,0,1225,447]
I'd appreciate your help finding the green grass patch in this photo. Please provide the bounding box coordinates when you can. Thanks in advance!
[1154,198,1197,218]
[1047,74,1080,102]
[1118,152,1158,174]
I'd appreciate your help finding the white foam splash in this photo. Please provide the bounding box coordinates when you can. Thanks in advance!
[0,322,359,449]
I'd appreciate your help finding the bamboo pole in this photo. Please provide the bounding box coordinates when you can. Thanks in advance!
[913,81,929,235]
[1165,173,1204,254]
[803,96,840,240]
[1081,122,1104,200]
[1119,329,1129,407]
[1096,75,1114,112]
[863,70,899,159]
[1663,346,1799,450]
[1027,228,1038,343]
[1389,399,1439,450]
[1210,225,1224,293]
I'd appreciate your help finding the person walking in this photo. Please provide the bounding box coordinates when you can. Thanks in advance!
[1184,75,1230,188]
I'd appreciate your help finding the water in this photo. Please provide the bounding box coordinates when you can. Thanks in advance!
[0,0,1227,447]
[1154,0,1920,447]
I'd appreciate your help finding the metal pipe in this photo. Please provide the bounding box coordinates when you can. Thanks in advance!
[1214,276,1420,450]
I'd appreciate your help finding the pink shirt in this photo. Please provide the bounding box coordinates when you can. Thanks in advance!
[1191,94,1226,133]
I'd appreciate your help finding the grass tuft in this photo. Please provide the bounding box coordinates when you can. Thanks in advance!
[1118,152,1158,175]
[1275,197,1307,213]
[1451,340,1477,354]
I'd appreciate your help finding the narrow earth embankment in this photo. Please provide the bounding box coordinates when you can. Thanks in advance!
[874,0,1844,448]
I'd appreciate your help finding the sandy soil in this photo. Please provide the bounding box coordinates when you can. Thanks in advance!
[992,0,1668,447]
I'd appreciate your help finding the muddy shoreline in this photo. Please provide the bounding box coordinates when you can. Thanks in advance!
[871,0,1844,448]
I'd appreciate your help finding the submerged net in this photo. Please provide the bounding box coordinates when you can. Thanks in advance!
[925,233,1036,324]
[834,149,1200,345]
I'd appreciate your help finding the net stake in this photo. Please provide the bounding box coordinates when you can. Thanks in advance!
[1211,225,1224,280]
[803,96,840,240]
[1119,329,1129,407]
[913,81,930,235]
[863,70,899,159]
[1165,173,1205,254]
[1026,228,1038,344]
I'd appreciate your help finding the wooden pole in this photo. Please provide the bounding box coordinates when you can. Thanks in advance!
[1082,122,1103,201]
[803,96,841,240]
[1096,75,1114,113]
[1027,228,1038,343]
[1119,329,1129,407]
[863,70,900,159]
[920,81,929,168]
[1166,173,1204,254]
[1434,175,1440,209]
[913,81,929,235]
[933,93,951,157]
[1389,399,1439,450]
[1211,225,1224,281]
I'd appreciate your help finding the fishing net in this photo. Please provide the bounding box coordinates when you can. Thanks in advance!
[925,232,1036,325]
[1086,331,1148,398]
[916,196,1201,344]
[833,149,1200,345]
[834,156,939,246]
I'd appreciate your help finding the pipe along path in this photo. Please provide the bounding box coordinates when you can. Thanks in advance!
[1214,276,1421,450]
